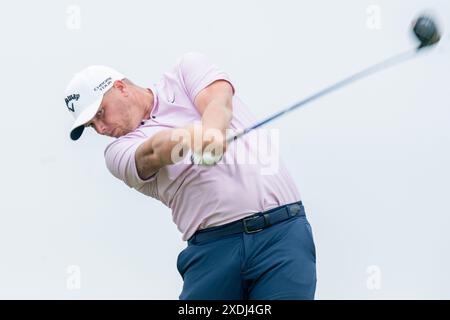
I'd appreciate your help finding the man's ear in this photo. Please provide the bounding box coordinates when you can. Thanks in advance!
[113,80,129,97]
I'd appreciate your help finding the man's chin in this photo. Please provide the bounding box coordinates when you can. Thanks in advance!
[110,128,122,138]
[114,128,133,138]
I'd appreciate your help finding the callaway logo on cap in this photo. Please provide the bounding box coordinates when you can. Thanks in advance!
[64,65,124,140]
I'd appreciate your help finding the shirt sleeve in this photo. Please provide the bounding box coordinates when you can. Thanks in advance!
[104,137,157,189]
[177,51,236,104]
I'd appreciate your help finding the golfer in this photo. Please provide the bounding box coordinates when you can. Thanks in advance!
[64,52,316,299]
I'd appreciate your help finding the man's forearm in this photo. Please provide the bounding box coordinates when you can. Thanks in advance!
[199,102,233,154]
[151,128,191,165]
[201,102,232,136]
[135,127,191,179]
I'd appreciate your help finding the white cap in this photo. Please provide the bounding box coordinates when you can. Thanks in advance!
[64,65,125,140]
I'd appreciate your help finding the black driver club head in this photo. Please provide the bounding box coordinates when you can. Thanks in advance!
[412,15,441,49]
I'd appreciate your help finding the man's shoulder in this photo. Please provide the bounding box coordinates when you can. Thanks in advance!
[172,51,209,71]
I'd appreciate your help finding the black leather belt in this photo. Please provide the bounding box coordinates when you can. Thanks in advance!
[188,201,305,244]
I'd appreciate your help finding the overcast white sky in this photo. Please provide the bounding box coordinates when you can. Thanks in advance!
[0,0,449,299]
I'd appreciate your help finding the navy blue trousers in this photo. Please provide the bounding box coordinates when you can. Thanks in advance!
[177,212,317,300]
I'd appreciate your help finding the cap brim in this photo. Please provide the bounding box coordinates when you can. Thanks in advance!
[70,96,103,141]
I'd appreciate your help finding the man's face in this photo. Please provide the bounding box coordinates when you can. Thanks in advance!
[86,81,141,138]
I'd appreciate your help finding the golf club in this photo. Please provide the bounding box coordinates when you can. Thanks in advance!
[192,14,442,165]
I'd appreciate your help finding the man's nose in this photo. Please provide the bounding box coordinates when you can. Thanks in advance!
[92,121,107,135]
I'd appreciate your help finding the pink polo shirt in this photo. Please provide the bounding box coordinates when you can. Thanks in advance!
[104,52,301,241]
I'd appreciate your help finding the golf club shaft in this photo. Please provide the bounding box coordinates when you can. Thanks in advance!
[227,48,419,144]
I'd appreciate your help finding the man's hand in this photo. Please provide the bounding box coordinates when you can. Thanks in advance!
[187,122,227,166]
